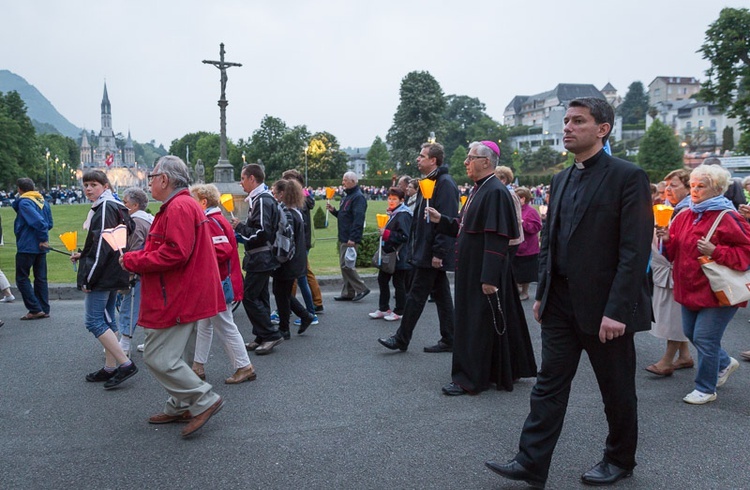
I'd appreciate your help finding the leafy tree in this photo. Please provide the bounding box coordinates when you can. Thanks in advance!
[365,136,392,178]
[169,131,212,166]
[722,126,735,152]
[37,133,79,187]
[638,119,684,179]
[617,81,649,125]
[386,71,446,175]
[737,132,750,155]
[448,145,468,180]
[442,95,486,157]
[245,115,310,181]
[700,8,750,134]
[307,131,348,180]
[0,91,40,188]
[520,146,560,173]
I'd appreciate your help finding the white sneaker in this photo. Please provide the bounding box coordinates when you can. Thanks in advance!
[368,310,391,319]
[383,312,402,321]
[683,390,717,405]
[136,344,145,353]
[0,295,15,303]
[717,357,740,387]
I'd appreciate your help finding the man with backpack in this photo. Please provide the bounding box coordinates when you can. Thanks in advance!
[232,164,284,356]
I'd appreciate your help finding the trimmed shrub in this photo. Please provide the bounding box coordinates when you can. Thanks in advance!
[313,206,327,229]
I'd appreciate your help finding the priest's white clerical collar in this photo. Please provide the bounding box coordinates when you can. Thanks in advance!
[574,161,585,170]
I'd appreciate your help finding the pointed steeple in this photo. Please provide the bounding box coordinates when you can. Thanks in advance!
[80,129,90,148]
[101,82,111,115]
[125,129,133,148]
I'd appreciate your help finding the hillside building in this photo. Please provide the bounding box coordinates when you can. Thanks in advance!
[503,83,617,153]
[648,76,700,104]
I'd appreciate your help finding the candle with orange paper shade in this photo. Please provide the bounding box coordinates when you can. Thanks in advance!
[418,179,436,222]
[325,187,336,227]
[59,231,79,271]
[220,193,235,219]
[375,213,389,265]
[460,195,468,207]
[653,204,673,228]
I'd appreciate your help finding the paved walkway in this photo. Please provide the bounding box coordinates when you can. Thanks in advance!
[1,281,749,489]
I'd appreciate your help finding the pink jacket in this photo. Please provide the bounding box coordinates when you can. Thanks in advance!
[205,207,244,303]
[122,189,225,328]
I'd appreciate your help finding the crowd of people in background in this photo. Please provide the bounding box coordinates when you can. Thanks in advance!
[3,97,750,487]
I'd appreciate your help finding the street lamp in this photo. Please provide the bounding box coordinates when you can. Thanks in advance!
[45,148,50,190]
[54,155,59,188]
[304,144,309,187]
[242,150,246,165]
[427,131,436,144]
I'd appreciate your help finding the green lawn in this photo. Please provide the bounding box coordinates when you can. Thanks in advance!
[0,199,389,283]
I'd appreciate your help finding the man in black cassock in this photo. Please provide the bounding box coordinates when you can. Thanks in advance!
[485,98,652,488]
[427,141,537,396]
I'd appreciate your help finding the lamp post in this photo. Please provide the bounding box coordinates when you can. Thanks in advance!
[304,144,309,187]
[242,150,246,165]
[54,155,59,188]
[45,148,50,190]
[427,131,436,144]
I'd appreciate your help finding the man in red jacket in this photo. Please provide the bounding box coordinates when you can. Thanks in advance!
[122,156,226,438]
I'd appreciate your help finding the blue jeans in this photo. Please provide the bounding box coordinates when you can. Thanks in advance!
[85,290,119,338]
[117,281,141,337]
[15,253,50,314]
[681,305,737,393]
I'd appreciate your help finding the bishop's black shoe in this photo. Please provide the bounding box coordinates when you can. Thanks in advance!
[485,459,546,489]
[580,461,632,486]
[378,336,407,351]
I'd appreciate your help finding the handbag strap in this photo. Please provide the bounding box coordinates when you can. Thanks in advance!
[704,210,732,242]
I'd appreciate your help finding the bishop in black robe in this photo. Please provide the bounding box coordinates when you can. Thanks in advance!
[434,173,538,393]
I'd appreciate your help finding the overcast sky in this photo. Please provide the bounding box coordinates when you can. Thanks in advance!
[3,1,746,149]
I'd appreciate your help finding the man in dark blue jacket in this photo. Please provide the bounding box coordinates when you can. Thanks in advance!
[326,171,369,301]
[379,143,458,352]
[12,178,53,320]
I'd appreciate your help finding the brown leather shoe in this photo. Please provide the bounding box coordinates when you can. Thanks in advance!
[181,397,224,438]
[148,412,193,424]
[245,341,260,351]
[255,338,282,355]
[740,350,750,362]
[225,365,257,384]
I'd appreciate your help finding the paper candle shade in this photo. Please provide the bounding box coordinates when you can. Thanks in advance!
[376,213,389,229]
[220,194,235,213]
[325,187,336,199]
[460,195,468,206]
[653,204,674,228]
[59,231,78,252]
[418,179,435,200]
[101,224,128,255]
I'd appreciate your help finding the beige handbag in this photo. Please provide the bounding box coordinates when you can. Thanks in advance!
[699,210,750,306]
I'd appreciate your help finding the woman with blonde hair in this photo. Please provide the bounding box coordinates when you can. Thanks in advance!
[657,164,750,404]
[189,183,256,384]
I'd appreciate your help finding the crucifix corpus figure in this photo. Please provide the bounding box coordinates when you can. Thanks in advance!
[202,42,242,101]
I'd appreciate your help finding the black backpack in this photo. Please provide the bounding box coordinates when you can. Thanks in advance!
[272,202,295,263]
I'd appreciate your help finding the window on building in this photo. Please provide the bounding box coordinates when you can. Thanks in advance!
[698,120,703,128]
[710,119,717,129]
[686,122,692,130]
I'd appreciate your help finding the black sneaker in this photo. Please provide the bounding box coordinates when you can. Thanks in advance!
[103,362,138,390]
[314,305,325,314]
[280,329,291,340]
[298,315,314,334]
[86,368,117,382]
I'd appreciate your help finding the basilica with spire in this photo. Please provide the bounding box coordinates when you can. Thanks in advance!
[79,82,135,169]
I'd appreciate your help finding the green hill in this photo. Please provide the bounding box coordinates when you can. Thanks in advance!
[0,69,83,139]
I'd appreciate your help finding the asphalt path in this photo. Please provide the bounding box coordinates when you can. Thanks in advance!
[1,278,750,489]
